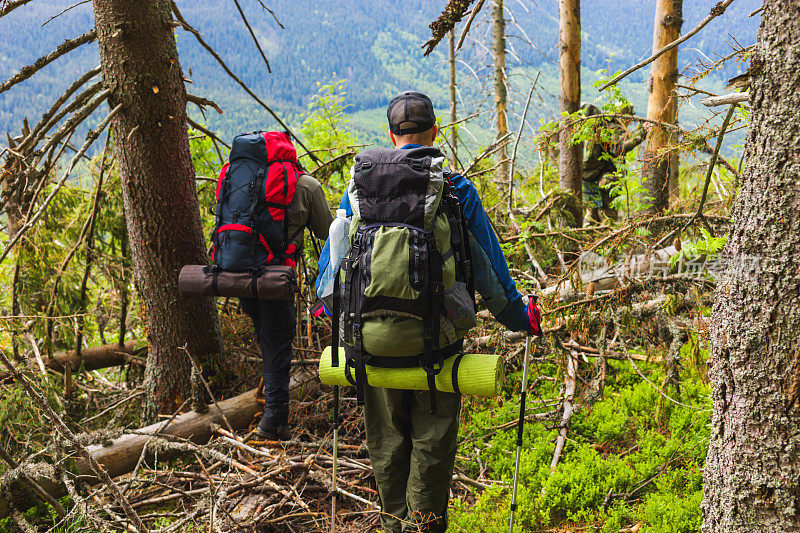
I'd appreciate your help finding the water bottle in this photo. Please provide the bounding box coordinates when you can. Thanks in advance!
[318,209,350,300]
[329,209,350,271]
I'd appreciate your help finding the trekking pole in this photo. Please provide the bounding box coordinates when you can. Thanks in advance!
[508,333,532,533]
[331,271,342,533]
[331,383,339,533]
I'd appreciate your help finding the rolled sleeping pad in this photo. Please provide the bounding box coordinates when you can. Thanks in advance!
[318,347,504,397]
[178,265,295,300]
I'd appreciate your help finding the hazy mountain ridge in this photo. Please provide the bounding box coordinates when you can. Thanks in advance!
[0,0,760,142]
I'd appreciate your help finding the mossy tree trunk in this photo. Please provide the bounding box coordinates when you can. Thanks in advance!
[91,0,223,421]
[702,2,800,530]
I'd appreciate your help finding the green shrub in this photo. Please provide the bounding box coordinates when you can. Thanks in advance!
[451,360,710,532]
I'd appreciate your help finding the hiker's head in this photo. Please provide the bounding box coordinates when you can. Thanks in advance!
[387,91,438,147]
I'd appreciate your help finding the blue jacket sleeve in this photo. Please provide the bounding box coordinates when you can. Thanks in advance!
[451,174,529,332]
[315,193,351,299]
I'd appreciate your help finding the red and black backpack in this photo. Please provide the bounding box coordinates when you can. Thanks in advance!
[211,131,299,271]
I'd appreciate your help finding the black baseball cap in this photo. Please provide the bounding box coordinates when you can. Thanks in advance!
[387,91,436,135]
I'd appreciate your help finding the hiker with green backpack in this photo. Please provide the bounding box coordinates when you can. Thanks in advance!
[315,91,542,532]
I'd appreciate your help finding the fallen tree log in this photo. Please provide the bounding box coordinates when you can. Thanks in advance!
[543,246,679,300]
[0,380,292,518]
[550,341,578,471]
[0,340,146,382]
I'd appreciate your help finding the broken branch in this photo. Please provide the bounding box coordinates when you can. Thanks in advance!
[0,29,97,97]
[599,0,736,90]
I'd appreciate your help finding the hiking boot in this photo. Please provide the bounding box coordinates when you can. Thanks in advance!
[256,416,291,441]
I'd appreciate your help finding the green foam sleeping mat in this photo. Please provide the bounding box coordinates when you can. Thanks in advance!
[318,347,504,397]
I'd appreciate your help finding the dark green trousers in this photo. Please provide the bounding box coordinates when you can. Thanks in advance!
[364,387,461,533]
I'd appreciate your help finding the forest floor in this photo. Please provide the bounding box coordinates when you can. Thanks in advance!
[1,233,717,533]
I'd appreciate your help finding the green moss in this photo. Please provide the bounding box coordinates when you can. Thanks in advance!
[451,360,710,532]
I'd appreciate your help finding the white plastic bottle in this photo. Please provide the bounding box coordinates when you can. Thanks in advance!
[329,208,350,271]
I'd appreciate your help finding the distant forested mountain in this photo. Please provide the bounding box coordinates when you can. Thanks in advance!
[0,0,760,142]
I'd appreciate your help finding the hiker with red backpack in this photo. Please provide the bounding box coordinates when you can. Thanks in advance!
[209,131,332,440]
[315,92,542,533]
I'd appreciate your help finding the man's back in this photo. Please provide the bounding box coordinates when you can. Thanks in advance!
[314,90,539,533]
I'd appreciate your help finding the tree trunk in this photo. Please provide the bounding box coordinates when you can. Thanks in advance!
[668,106,680,201]
[492,0,509,186]
[91,0,224,421]
[668,138,679,200]
[558,0,582,228]
[118,212,130,345]
[448,29,458,166]
[702,3,800,531]
[642,0,682,212]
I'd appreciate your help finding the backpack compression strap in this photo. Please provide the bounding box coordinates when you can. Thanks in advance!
[443,174,475,305]
[332,264,341,368]
[421,232,445,414]
[248,167,267,292]
[211,165,231,267]
[343,232,370,405]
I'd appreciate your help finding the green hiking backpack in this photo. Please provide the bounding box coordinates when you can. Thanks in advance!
[331,146,476,413]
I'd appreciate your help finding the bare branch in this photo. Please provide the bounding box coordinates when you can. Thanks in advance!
[599,0,736,90]
[0,0,34,18]
[463,132,512,176]
[701,91,749,107]
[0,448,66,518]
[0,347,149,533]
[170,2,320,164]
[0,103,121,266]
[186,117,231,150]
[693,104,737,232]
[186,93,223,115]
[254,0,285,28]
[508,73,538,208]
[456,0,486,51]
[17,68,101,152]
[423,0,476,56]
[34,86,110,163]
[696,142,739,180]
[550,343,578,471]
[41,0,91,27]
[45,132,111,347]
[0,29,97,96]
[232,0,271,73]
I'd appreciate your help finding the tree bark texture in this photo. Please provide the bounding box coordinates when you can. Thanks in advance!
[91,0,223,421]
[702,2,800,531]
[448,29,458,165]
[492,0,509,186]
[642,0,682,212]
[668,106,680,201]
[558,0,582,227]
